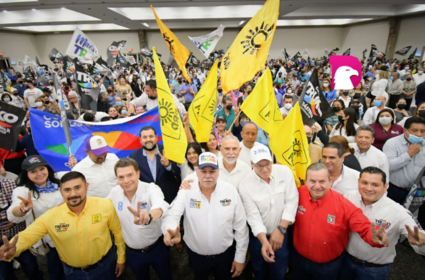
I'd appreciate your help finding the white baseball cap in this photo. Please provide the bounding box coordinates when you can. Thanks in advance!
[198,152,219,169]
[250,144,272,164]
[85,135,110,156]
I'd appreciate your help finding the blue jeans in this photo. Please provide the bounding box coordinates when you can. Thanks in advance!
[62,246,117,280]
[339,253,390,280]
[0,249,43,280]
[47,245,66,280]
[292,247,344,280]
[249,231,290,280]
[126,240,172,280]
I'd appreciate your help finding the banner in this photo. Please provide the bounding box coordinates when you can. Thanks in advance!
[30,107,162,172]
[395,46,412,56]
[116,51,130,68]
[53,72,72,150]
[49,48,64,64]
[220,0,279,93]
[0,102,26,152]
[343,48,351,56]
[409,48,417,60]
[298,69,334,126]
[188,25,225,58]
[66,27,99,63]
[106,40,126,67]
[75,63,100,112]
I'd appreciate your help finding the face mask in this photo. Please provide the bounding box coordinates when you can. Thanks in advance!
[64,86,70,90]
[284,103,292,110]
[405,67,409,70]
[397,104,406,110]
[18,81,24,84]
[419,71,424,75]
[323,83,329,88]
[178,97,183,102]
[407,78,412,81]
[408,134,423,144]
[241,120,248,127]
[49,82,54,86]
[333,106,341,112]
[116,101,122,105]
[389,76,393,80]
[121,110,127,115]
[342,91,349,96]
[218,89,223,93]
[287,89,292,94]
[338,115,344,122]
[35,102,43,107]
[418,110,425,119]
[137,81,142,85]
[226,104,233,110]
[107,89,113,93]
[3,98,10,102]
[307,136,312,144]
[374,100,382,107]
[368,77,373,81]
[45,100,50,105]
[379,116,392,125]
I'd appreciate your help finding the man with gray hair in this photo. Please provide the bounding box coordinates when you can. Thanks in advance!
[354,126,389,179]
[388,71,404,109]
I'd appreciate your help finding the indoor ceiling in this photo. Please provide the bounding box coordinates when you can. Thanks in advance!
[0,0,424,33]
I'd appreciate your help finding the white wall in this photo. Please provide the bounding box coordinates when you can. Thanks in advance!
[0,32,40,65]
[393,16,425,60]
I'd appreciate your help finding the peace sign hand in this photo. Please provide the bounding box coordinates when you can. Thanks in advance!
[405,225,425,246]
[127,202,150,225]
[0,235,19,261]
[157,150,170,167]
[371,222,389,247]
[164,226,181,246]
[17,192,33,213]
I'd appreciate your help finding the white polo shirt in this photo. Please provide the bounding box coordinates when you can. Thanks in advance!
[161,179,249,263]
[239,141,260,167]
[331,165,360,195]
[344,191,425,264]
[353,144,390,179]
[72,153,119,198]
[108,181,169,249]
[239,164,299,236]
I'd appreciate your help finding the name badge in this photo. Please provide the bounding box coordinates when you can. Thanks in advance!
[190,199,201,209]
[220,199,231,206]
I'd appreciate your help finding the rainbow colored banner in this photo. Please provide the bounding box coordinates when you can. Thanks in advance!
[30,107,162,172]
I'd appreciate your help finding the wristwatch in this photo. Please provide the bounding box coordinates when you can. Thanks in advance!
[145,213,153,225]
[277,226,287,236]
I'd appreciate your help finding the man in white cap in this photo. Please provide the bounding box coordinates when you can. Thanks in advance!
[162,152,249,279]
[239,144,299,280]
[68,135,119,198]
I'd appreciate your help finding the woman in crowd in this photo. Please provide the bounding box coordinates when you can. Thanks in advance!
[118,106,128,118]
[238,85,252,106]
[363,74,374,93]
[324,100,345,133]
[212,116,228,150]
[398,102,425,127]
[131,77,144,98]
[394,98,411,123]
[337,89,352,108]
[34,97,55,114]
[329,135,362,172]
[274,72,285,84]
[107,86,119,106]
[1,93,12,104]
[368,67,389,106]
[115,76,132,100]
[329,107,359,143]
[7,155,65,280]
[178,142,202,180]
[370,109,403,151]
[321,78,336,103]
[290,73,300,89]
[68,91,82,119]
[9,88,26,110]
[200,133,221,158]
[402,73,417,110]
[108,106,120,120]
[350,82,367,111]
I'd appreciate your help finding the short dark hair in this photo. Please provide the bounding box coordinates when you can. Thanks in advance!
[405,117,425,130]
[145,80,156,90]
[114,158,139,176]
[139,125,157,136]
[100,116,112,122]
[360,166,387,184]
[60,171,86,186]
[223,97,232,104]
[323,142,344,158]
[284,95,294,101]
[356,125,375,138]
[83,112,95,122]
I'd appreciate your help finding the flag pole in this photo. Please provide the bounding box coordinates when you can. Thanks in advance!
[226,110,241,134]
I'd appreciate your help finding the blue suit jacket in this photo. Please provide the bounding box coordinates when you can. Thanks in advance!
[129,145,181,204]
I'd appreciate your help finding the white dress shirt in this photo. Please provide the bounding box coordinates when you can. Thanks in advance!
[362,106,393,126]
[161,179,249,263]
[331,165,360,195]
[353,144,390,179]
[72,153,119,198]
[345,191,425,264]
[239,141,260,167]
[329,123,359,143]
[413,73,425,87]
[107,181,169,249]
[371,79,389,101]
[239,165,299,236]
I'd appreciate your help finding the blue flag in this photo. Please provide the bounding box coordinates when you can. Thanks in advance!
[30,107,162,172]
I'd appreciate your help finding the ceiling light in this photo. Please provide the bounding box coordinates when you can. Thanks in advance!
[61,7,66,10]
[4,23,128,32]
[2,10,7,13]
[0,9,100,25]
[239,20,245,26]
[32,8,36,11]
[142,22,149,28]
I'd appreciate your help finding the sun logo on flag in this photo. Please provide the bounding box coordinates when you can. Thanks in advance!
[223,53,231,70]
[292,138,302,158]
[163,33,175,54]
[241,22,274,55]
[159,97,179,131]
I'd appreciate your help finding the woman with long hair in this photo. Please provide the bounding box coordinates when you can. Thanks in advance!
[329,107,359,143]
[321,78,336,103]
[368,68,389,107]
[200,133,222,158]
[370,108,403,150]
[178,142,203,180]
[329,135,362,172]
[7,155,65,280]
[324,100,345,133]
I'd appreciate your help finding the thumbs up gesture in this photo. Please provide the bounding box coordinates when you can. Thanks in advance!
[127,201,150,225]
[17,192,33,213]
[164,226,181,246]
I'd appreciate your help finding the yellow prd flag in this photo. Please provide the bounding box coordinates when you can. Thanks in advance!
[220,0,279,93]
[152,47,187,164]
[188,60,218,142]
[240,68,282,135]
[269,102,311,186]
[151,6,191,83]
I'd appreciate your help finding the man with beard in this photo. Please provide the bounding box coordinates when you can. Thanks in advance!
[68,136,119,198]
[0,171,126,279]
[129,126,181,204]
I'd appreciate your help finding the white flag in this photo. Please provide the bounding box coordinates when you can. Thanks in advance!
[66,27,99,63]
[24,55,31,64]
[303,48,309,56]
[188,25,225,58]
[324,48,329,55]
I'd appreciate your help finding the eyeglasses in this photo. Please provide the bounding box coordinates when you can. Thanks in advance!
[253,161,272,169]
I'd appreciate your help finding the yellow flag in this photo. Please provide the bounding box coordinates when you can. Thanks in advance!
[240,68,282,135]
[152,47,187,164]
[269,102,311,186]
[188,60,218,142]
[220,0,279,93]
[151,6,191,82]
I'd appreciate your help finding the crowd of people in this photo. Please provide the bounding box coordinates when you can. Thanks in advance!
[0,54,425,280]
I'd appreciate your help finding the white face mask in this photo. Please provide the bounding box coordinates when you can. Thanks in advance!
[287,89,292,94]
[323,83,329,87]
[35,102,43,107]
[419,71,424,75]
[284,103,293,110]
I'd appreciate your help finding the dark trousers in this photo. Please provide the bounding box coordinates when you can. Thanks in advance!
[249,231,290,280]
[62,246,116,280]
[184,102,192,111]
[186,244,235,280]
[388,95,401,109]
[47,245,66,280]
[387,183,409,205]
[0,249,43,280]
[405,98,413,111]
[339,253,390,280]
[126,241,172,280]
[292,248,344,280]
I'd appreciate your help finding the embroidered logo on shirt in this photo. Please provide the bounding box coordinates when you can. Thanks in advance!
[55,223,70,232]
[390,131,399,135]
[375,219,391,229]
[140,202,148,209]
[278,180,285,184]
[92,214,102,224]
[190,199,201,209]
[297,205,306,215]
[220,199,231,206]
[118,201,123,211]
[327,214,336,225]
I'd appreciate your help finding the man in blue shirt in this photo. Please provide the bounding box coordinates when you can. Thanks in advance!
[179,79,197,110]
[14,76,27,98]
[300,71,311,82]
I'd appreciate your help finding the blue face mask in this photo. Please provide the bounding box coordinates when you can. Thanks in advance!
[374,100,382,107]
[405,67,410,70]
[121,110,127,115]
[137,81,142,85]
[116,101,122,105]
[408,133,423,144]
[3,98,10,102]
[389,76,393,80]
[241,120,249,127]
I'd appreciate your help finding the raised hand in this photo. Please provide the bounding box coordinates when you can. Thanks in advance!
[405,224,425,246]
[0,235,19,261]
[68,154,77,169]
[164,226,181,246]
[179,180,194,190]
[127,201,150,225]
[183,114,189,126]
[371,222,389,246]
[158,150,170,167]
[17,192,33,213]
